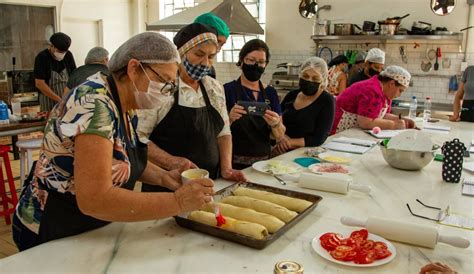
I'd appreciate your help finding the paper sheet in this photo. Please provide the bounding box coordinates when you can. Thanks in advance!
[322,142,373,154]
[365,129,405,139]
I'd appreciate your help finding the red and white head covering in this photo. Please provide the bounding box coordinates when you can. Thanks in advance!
[380,65,411,87]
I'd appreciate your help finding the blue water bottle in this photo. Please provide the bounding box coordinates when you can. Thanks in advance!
[0,100,9,124]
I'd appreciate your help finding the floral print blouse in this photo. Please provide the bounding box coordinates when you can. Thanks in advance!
[16,72,137,234]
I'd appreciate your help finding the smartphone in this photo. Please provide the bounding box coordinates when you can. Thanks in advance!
[237,100,270,117]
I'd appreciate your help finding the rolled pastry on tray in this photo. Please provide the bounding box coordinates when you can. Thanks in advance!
[232,187,312,213]
[220,195,297,223]
[187,211,269,240]
[201,202,285,233]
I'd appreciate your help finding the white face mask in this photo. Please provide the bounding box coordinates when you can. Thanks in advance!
[54,51,66,61]
[132,64,174,109]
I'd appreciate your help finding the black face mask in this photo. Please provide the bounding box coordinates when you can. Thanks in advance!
[368,67,380,77]
[242,63,265,82]
[299,78,320,96]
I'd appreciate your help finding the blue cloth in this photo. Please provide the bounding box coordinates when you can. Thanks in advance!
[223,80,282,114]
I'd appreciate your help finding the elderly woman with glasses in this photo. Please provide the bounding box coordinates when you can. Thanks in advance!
[331,65,416,134]
[272,57,335,156]
[13,32,214,251]
[137,23,246,192]
[223,39,285,169]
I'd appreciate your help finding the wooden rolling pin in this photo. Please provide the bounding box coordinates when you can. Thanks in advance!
[298,172,371,195]
[340,216,470,249]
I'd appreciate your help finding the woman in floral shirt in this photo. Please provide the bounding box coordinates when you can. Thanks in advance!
[13,32,214,251]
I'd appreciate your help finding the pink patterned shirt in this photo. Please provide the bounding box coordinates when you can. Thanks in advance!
[331,76,391,134]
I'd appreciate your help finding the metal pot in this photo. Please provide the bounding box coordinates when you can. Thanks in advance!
[378,21,399,35]
[277,63,302,76]
[363,21,376,31]
[412,21,432,30]
[334,23,356,35]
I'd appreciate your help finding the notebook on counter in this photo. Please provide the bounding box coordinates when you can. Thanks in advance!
[365,129,405,139]
[322,137,378,154]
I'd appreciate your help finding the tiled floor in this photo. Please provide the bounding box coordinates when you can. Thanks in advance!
[0,148,39,259]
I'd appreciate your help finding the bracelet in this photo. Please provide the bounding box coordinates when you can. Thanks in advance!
[271,119,281,128]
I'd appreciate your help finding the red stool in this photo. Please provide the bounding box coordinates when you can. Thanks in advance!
[0,145,18,225]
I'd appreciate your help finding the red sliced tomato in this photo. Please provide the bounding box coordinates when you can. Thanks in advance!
[362,240,375,250]
[342,250,358,261]
[320,233,343,251]
[375,248,392,259]
[354,250,376,264]
[374,241,388,250]
[339,238,355,247]
[335,245,354,252]
[330,249,348,260]
[350,229,368,241]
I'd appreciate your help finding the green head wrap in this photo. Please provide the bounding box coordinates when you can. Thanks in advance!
[194,12,230,38]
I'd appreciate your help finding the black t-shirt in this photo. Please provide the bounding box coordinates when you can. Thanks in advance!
[281,89,335,147]
[348,70,369,87]
[66,64,109,89]
[34,49,76,84]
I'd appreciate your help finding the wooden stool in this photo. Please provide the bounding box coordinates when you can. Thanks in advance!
[16,138,42,186]
[0,145,18,225]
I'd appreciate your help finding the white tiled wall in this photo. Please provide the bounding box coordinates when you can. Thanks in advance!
[214,44,474,105]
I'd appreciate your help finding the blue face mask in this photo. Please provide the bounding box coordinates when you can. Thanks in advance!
[183,57,211,81]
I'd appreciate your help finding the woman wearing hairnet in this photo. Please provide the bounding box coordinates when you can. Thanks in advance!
[273,57,335,155]
[13,32,214,251]
[331,65,416,134]
[138,23,246,194]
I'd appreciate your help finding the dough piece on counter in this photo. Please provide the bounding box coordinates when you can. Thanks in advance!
[220,195,297,223]
[202,202,285,233]
[232,187,312,213]
[187,211,269,240]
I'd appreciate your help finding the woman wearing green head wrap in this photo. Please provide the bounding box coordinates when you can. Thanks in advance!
[194,12,230,79]
[194,12,230,52]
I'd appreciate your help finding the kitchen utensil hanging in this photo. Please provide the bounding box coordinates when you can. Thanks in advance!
[434,47,440,71]
[421,58,432,72]
[318,47,333,64]
[442,58,451,69]
[426,48,437,61]
[399,46,408,64]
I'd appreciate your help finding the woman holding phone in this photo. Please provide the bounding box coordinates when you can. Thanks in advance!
[224,39,285,169]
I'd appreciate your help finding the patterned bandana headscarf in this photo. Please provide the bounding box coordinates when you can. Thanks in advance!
[177,32,218,57]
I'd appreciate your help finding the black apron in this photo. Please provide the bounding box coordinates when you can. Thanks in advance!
[460,100,474,122]
[231,79,272,170]
[142,81,224,192]
[37,75,147,243]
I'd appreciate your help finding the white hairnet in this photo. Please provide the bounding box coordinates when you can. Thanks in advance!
[355,51,367,63]
[380,65,411,87]
[109,32,180,72]
[299,57,329,88]
[365,48,385,64]
[85,47,109,65]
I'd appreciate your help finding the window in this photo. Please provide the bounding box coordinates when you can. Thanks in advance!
[158,0,265,63]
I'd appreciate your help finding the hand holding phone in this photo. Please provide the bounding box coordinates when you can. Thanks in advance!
[237,100,270,117]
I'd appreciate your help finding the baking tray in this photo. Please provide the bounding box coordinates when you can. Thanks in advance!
[174,182,323,249]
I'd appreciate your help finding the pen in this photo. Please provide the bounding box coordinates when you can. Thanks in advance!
[350,143,373,147]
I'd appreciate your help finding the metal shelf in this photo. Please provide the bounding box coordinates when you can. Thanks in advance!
[311,34,463,41]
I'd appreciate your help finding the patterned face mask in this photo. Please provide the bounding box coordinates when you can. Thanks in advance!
[183,57,211,81]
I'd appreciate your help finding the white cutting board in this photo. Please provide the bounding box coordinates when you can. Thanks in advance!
[387,130,433,152]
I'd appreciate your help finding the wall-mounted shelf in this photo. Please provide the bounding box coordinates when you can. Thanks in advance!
[311,34,463,45]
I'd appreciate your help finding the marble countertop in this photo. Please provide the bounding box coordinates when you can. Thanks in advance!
[1,121,473,273]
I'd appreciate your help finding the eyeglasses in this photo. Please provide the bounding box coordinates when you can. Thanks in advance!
[406,199,450,222]
[147,66,178,95]
[244,57,267,67]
